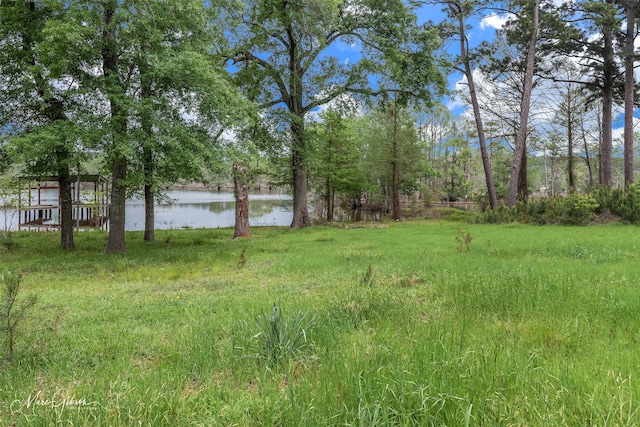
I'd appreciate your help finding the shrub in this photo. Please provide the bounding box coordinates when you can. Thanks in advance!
[477,195,599,225]
[592,184,640,223]
[1,271,37,363]
[480,205,516,224]
[559,194,599,225]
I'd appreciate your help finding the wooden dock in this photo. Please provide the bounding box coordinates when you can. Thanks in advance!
[18,175,110,231]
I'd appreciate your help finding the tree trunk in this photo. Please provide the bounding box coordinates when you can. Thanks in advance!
[567,97,575,193]
[106,156,127,253]
[453,5,498,209]
[233,163,251,239]
[325,178,334,221]
[103,0,127,253]
[58,167,75,250]
[143,176,154,242]
[140,50,155,242]
[353,199,362,221]
[518,147,528,202]
[624,0,635,189]
[290,117,312,228]
[596,108,604,186]
[507,0,538,207]
[142,135,154,242]
[390,108,401,221]
[26,2,74,249]
[581,119,594,188]
[286,24,312,229]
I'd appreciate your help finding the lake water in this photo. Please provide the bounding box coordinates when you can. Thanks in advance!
[0,190,293,231]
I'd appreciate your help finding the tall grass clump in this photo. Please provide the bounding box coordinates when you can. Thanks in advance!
[234,301,316,367]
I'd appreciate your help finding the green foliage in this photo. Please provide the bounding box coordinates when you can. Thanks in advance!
[308,108,369,213]
[362,106,424,204]
[555,193,599,225]
[0,177,20,238]
[0,147,10,174]
[592,184,640,223]
[480,195,599,225]
[479,204,518,224]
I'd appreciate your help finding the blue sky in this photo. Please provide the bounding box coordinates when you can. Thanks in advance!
[415,4,504,116]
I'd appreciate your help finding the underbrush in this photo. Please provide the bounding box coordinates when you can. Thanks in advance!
[478,185,640,226]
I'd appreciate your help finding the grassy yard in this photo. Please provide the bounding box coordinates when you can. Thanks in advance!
[0,220,639,426]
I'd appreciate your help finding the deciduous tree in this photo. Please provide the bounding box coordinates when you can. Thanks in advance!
[227,0,445,228]
[0,0,91,250]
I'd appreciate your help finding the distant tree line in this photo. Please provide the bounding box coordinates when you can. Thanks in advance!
[0,0,638,252]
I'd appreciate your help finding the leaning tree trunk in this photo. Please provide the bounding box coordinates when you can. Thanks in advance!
[581,120,594,188]
[453,5,498,209]
[233,163,251,239]
[507,0,538,207]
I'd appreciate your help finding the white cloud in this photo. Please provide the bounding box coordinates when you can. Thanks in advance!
[479,14,513,31]
[446,74,469,112]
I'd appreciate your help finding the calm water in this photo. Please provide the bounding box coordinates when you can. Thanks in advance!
[1,190,293,231]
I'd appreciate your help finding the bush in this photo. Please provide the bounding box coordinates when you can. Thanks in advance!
[478,195,599,225]
[592,184,640,223]
[557,194,599,225]
[479,205,516,224]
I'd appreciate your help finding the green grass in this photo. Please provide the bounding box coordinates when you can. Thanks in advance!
[0,221,639,425]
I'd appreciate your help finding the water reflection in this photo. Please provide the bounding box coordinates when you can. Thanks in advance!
[1,190,293,231]
[127,191,293,230]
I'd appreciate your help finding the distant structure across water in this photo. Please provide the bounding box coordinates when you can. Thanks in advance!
[17,175,110,231]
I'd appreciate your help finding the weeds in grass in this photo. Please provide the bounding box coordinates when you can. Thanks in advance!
[163,232,173,244]
[339,267,412,329]
[237,248,247,268]
[1,271,36,363]
[361,264,375,286]
[456,229,472,252]
[0,234,16,252]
